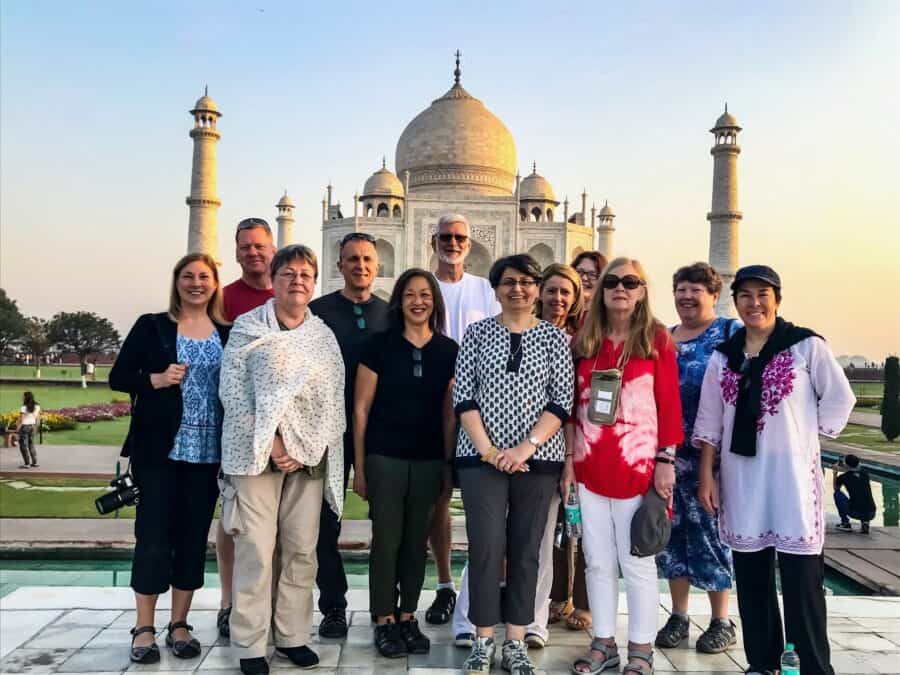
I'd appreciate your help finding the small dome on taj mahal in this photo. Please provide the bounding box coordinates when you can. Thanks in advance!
[362,159,404,198]
[518,163,557,203]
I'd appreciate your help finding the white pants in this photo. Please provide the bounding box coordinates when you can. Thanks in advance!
[453,493,561,640]
[579,485,658,645]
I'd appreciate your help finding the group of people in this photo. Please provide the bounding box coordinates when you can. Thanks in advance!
[110,212,856,675]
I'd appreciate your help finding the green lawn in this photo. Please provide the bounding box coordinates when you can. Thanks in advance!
[0,476,370,520]
[40,416,130,446]
[0,365,110,381]
[849,381,884,398]
[0,384,127,411]
[837,423,898,453]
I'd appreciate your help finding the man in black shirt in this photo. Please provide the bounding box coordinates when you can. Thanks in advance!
[834,454,877,534]
[309,232,389,637]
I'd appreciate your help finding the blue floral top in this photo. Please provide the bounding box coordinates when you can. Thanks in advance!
[169,331,223,464]
[673,317,738,468]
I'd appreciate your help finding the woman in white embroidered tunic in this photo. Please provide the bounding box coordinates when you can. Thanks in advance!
[693,265,854,675]
[219,245,345,675]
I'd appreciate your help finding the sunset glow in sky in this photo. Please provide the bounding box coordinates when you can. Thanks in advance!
[1,1,898,358]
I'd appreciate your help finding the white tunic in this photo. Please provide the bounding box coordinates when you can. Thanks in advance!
[692,337,855,555]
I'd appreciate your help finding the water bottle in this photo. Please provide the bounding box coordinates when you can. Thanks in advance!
[780,642,800,675]
[564,484,582,539]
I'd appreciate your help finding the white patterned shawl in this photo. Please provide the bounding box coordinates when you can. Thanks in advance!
[219,299,346,516]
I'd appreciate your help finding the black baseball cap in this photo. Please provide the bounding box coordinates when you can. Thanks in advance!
[731,265,782,292]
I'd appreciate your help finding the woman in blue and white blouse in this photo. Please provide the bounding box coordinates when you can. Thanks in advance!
[454,253,574,675]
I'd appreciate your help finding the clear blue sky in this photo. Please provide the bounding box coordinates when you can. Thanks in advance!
[2,1,898,357]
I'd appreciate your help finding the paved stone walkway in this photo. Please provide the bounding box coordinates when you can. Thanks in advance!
[1,587,899,673]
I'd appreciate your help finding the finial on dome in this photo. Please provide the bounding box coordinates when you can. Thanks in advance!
[725,102,728,113]
[382,156,386,169]
[204,84,208,96]
[532,161,537,174]
[454,50,461,85]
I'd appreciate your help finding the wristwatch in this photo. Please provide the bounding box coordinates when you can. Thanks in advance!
[527,435,542,450]
[660,446,676,458]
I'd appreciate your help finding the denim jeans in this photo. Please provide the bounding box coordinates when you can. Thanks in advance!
[18,425,37,465]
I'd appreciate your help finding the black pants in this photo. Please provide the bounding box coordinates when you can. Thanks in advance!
[131,460,219,595]
[732,548,833,675]
[460,465,558,627]
[367,454,443,616]
[316,434,353,612]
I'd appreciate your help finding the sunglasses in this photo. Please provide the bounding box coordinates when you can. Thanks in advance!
[412,348,423,378]
[602,274,644,290]
[437,233,469,244]
[341,232,376,247]
[236,217,272,233]
[352,304,367,330]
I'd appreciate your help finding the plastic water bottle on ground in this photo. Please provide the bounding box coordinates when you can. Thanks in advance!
[564,484,582,539]
[780,642,800,675]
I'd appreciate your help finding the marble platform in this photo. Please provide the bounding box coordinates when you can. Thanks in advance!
[1,587,899,673]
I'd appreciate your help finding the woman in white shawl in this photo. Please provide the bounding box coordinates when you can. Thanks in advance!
[219,244,345,675]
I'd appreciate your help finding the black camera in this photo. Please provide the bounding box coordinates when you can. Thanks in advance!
[95,473,140,514]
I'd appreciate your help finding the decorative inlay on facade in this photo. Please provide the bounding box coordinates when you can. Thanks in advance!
[707,210,743,220]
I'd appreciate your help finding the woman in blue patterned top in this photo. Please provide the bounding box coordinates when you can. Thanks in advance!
[654,263,738,654]
[110,253,230,664]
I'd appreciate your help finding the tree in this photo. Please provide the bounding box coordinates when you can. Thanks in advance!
[21,317,50,376]
[47,311,120,374]
[882,356,900,442]
[0,289,26,358]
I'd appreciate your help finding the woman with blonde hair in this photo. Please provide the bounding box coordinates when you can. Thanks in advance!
[564,257,683,675]
[110,252,230,664]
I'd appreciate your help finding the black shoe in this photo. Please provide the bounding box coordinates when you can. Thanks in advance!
[425,588,456,625]
[862,521,871,534]
[398,618,430,654]
[240,656,270,674]
[318,607,348,638]
[654,612,689,648]
[374,622,408,658]
[217,606,231,638]
[696,618,737,653]
[165,621,201,659]
[835,522,853,532]
[275,645,319,669]
[129,625,160,663]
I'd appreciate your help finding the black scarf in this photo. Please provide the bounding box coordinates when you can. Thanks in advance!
[715,317,820,457]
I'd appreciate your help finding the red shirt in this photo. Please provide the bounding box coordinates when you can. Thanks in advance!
[223,279,274,322]
[573,327,683,499]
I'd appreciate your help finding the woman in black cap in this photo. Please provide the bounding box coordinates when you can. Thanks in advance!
[693,264,855,675]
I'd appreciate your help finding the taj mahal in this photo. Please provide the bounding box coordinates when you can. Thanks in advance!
[184,53,743,315]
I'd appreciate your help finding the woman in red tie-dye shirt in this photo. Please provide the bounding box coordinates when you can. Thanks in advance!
[564,257,683,675]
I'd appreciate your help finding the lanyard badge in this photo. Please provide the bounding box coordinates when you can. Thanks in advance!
[588,368,622,425]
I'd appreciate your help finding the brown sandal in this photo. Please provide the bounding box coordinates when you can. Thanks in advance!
[566,608,593,632]
[549,599,574,624]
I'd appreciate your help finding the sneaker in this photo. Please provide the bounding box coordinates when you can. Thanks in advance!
[318,607,348,638]
[696,618,737,653]
[861,521,871,534]
[426,587,456,625]
[654,612,689,648]
[455,632,476,648]
[835,522,853,532]
[463,636,495,674]
[398,618,430,654]
[374,622,408,658]
[523,632,546,648]
[239,657,270,675]
[501,639,534,675]
[275,645,318,669]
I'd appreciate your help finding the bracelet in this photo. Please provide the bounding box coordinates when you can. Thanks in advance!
[481,446,499,463]
[655,456,675,465]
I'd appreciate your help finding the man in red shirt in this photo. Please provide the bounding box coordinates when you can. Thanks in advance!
[222,217,276,322]
[217,217,276,638]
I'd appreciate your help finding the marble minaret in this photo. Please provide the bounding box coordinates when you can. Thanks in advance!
[186,88,222,259]
[597,200,616,259]
[707,105,742,316]
[275,191,295,248]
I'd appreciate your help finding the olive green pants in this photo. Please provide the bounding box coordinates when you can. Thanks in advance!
[366,454,444,617]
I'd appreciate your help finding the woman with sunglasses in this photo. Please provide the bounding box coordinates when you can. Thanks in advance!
[455,253,573,675]
[571,251,608,321]
[693,265,854,675]
[565,257,683,675]
[352,268,458,658]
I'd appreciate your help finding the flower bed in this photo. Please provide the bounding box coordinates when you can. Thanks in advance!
[1,402,130,432]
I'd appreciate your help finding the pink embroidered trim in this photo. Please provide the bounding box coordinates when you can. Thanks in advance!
[719,350,796,433]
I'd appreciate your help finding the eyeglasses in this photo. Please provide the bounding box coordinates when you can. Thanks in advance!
[412,348,423,378]
[575,268,600,280]
[601,274,644,290]
[437,233,469,244]
[498,278,538,289]
[353,304,366,330]
[275,270,315,284]
[341,232,376,247]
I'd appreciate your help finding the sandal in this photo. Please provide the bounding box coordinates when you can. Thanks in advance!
[549,599,573,624]
[217,606,231,638]
[130,625,160,663]
[166,620,201,659]
[566,608,592,632]
[623,648,653,675]
[696,618,736,653]
[570,637,619,674]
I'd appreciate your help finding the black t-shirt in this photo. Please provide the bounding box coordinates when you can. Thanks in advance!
[360,330,459,461]
[309,291,390,435]
[836,469,877,518]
